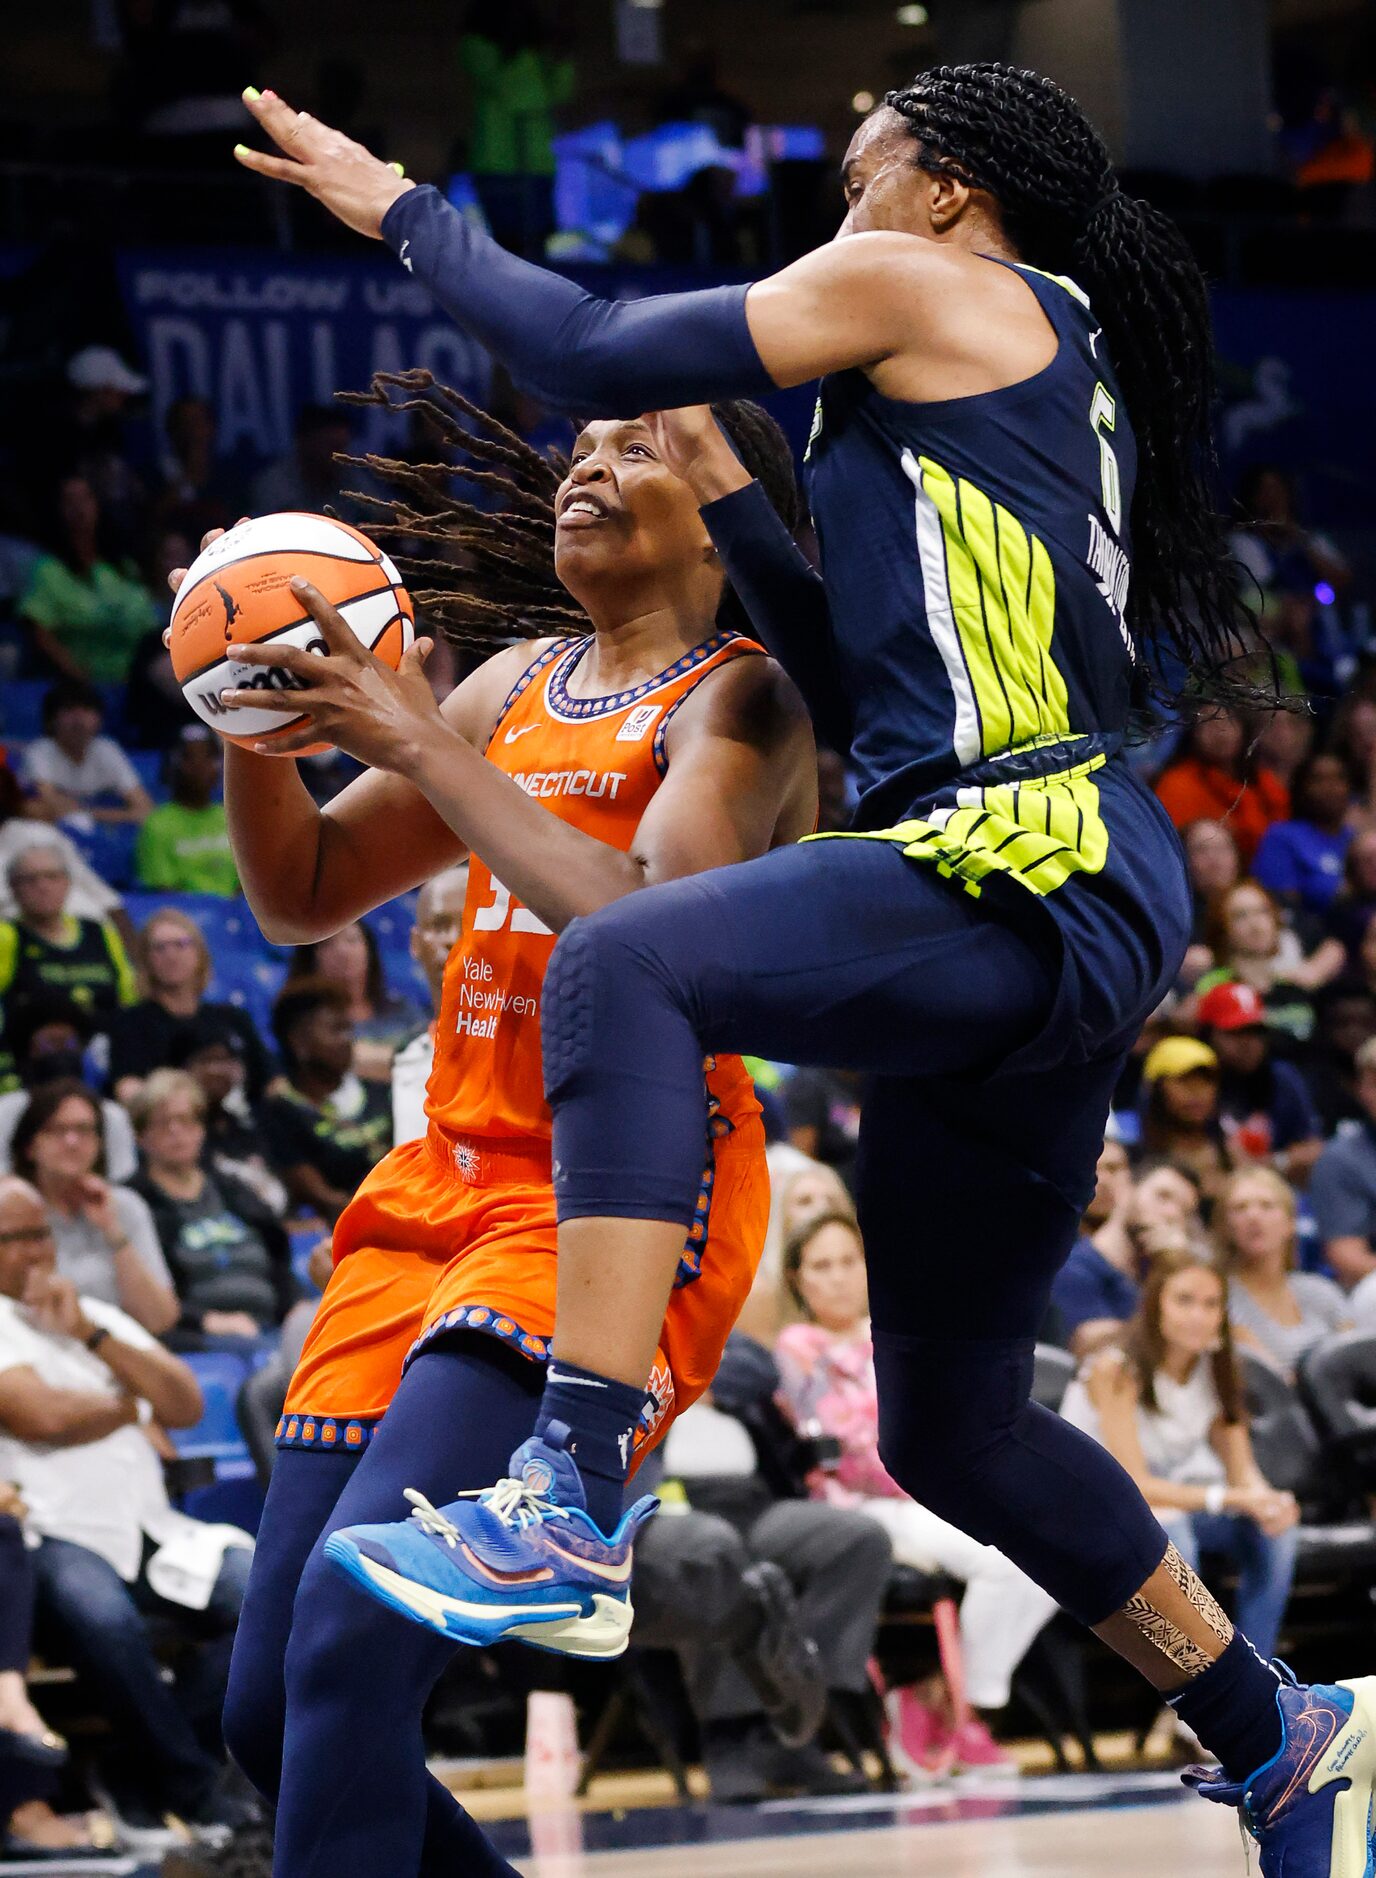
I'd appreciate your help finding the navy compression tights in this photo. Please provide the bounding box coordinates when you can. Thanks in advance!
[223,1339,540,1878]
[543,838,1172,1625]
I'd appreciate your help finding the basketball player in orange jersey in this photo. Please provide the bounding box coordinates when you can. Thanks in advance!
[196,388,816,1877]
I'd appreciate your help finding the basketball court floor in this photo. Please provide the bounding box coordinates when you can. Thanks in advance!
[6,1768,1247,1876]
[484,1772,1246,1876]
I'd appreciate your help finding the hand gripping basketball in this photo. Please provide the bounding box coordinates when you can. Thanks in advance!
[219,577,440,770]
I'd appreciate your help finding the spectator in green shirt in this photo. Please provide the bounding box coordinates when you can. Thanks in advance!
[135,727,238,898]
[460,0,574,255]
[20,476,158,686]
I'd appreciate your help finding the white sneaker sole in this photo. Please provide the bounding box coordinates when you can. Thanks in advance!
[1313,1677,1376,1878]
[325,1536,634,1660]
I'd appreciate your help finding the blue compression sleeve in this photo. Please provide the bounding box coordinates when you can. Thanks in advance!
[700,479,852,756]
[381,186,775,415]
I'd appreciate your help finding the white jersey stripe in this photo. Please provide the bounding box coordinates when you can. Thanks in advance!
[901,447,981,769]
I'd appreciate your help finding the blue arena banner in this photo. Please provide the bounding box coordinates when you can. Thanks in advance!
[115,249,495,463]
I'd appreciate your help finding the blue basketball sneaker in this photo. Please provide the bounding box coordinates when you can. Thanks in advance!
[1185,1667,1376,1874]
[323,1422,657,1660]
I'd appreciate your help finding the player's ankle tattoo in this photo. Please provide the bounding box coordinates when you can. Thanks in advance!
[1116,1590,1216,1678]
[1160,1541,1233,1652]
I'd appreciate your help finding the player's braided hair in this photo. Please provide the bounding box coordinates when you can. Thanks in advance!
[335,369,798,652]
[884,63,1267,711]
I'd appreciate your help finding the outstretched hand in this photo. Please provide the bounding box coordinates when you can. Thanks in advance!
[233,88,414,240]
[641,407,753,507]
[221,576,441,772]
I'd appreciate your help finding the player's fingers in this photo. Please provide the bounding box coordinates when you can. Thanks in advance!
[253,725,327,755]
[167,567,188,596]
[199,525,229,553]
[225,641,320,677]
[242,87,312,150]
[162,627,172,649]
[234,144,309,186]
[398,637,434,677]
[290,577,360,654]
[221,685,316,714]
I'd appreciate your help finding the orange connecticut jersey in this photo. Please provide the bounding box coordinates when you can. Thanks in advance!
[426,630,765,1148]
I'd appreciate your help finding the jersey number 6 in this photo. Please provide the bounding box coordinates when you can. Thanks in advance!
[1090,382,1122,538]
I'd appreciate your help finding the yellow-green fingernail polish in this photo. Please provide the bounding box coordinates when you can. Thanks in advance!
[390,162,406,176]
[234,144,250,157]
[243,86,261,102]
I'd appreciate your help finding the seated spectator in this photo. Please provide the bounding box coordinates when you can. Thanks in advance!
[1325,829,1376,963]
[1182,817,1242,948]
[1252,751,1355,916]
[20,680,152,829]
[644,1337,889,1803]
[170,1024,286,1217]
[19,475,158,686]
[780,1067,861,1185]
[1309,1035,1376,1287]
[1139,1036,1237,1203]
[249,404,356,519]
[260,980,391,1223]
[390,865,468,1146]
[0,995,137,1178]
[107,909,270,1106]
[134,728,237,897]
[0,845,136,1081]
[287,921,425,1082]
[1060,1247,1300,1664]
[1131,1155,1207,1244]
[129,1071,294,1350]
[0,1485,114,1858]
[1196,879,1344,1043]
[1302,980,1376,1135]
[1198,980,1324,1183]
[0,1175,252,1830]
[123,529,195,753]
[1219,1166,1349,1377]
[736,1154,853,1344]
[153,397,243,545]
[1154,707,1288,867]
[11,1082,176,1336]
[0,805,123,929]
[776,1212,1053,1772]
[1051,1133,1142,1356]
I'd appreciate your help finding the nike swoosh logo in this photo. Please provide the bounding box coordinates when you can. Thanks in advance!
[546,1540,633,1585]
[503,724,540,743]
[399,238,413,274]
[545,1368,608,1390]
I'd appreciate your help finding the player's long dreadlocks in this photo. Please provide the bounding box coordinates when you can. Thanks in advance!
[884,63,1268,711]
[335,369,798,653]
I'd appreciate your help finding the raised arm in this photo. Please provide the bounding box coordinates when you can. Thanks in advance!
[231,91,977,413]
[641,408,850,755]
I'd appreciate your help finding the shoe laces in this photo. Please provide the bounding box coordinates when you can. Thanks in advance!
[404,1490,464,1547]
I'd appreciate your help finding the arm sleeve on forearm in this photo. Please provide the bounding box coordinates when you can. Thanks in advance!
[381,186,775,415]
[701,480,852,755]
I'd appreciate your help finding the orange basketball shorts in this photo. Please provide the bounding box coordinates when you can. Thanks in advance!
[278,1120,768,1466]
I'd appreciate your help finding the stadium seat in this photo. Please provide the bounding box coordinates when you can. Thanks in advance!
[127,747,167,797]
[172,1349,255,1462]
[1239,1351,1331,1506]
[1298,1332,1376,1492]
[0,678,47,741]
[1031,1343,1077,1412]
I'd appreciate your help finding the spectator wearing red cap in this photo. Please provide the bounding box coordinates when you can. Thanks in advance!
[1252,753,1356,917]
[1198,981,1325,1186]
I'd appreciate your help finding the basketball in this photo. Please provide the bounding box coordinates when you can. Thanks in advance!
[168,511,415,754]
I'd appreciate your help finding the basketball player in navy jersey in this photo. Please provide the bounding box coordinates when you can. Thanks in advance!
[235,66,1371,1871]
